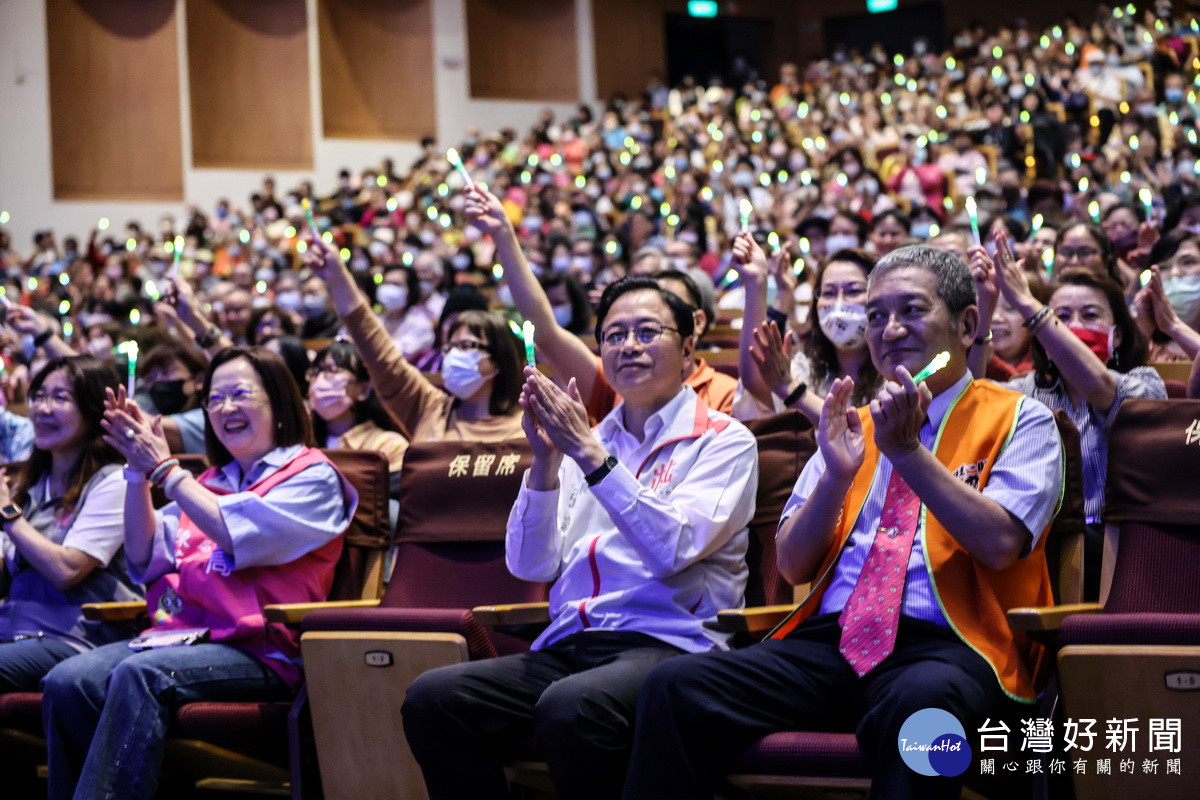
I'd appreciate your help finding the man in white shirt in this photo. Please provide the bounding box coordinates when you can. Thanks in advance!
[401,276,759,800]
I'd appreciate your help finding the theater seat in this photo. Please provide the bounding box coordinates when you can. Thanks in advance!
[298,438,546,800]
[1055,398,1200,799]
[723,410,1086,800]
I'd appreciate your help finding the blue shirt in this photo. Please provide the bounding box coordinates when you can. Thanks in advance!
[0,409,34,463]
[780,372,1063,626]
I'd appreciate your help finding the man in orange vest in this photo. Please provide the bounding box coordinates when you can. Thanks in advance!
[621,245,1065,800]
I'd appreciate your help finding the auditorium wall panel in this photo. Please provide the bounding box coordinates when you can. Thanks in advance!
[465,0,578,101]
[317,0,436,141]
[45,0,183,201]
[186,0,312,170]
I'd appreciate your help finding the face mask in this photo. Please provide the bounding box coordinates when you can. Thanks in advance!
[817,302,868,350]
[495,284,515,306]
[1163,274,1200,327]
[88,336,114,357]
[1109,228,1137,258]
[672,256,690,271]
[1166,87,1185,103]
[105,265,123,280]
[551,255,572,272]
[1068,325,1115,365]
[275,290,302,312]
[419,279,438,297]
[302,293,327,318]
[912,149,928,166]
[418,230,437,245]
[825,233,860,253]
[376,283,408,311]
[149,379,190,415]
[571,256,593,272]
[523,215,544,231]
[911,221,934,239]
[440,347,491,400]
[309,372,355,421]
[552,304,573,327]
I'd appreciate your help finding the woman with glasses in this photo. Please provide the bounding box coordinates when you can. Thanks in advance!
[308,340,409,476]
[303,243,525,442]
[739,243,882,423]
[0,356,141,694]
[979,235,1165,600]
[1051,221,1128,287]
[42,347,358,800]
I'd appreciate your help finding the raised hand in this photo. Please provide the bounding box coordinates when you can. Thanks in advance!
[100,386,171,474]
[731,231,767,282]
[462,186,510,237]
[817,376,865,483]
[967,242,999,325]
[749,321,794,399]
[4,305,50,339]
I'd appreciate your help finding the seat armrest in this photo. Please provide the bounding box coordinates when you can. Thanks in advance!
[263,599,381,625]
[1006,602,1103,633]
[472,602,551,628]
[81,601,145,622]
[717,605,796,635]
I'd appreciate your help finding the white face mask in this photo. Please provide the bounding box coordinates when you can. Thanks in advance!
[818,302,868,350]
[1164,274,1200,328]
[825,234,860,254]
[376,283,408,311]
[552,304,573,327]
[440,347,491,400]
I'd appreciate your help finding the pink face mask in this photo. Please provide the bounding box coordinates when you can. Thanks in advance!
[308,372,354,421]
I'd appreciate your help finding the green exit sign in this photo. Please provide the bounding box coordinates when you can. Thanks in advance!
[867,0,898,11]
[688,1,718,17]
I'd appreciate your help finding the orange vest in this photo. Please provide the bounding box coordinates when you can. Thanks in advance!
[771,379,1058,701]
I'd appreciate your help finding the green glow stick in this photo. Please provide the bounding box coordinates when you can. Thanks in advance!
[738,198,753,232]
[964,196,981,246]
[447,148,475,188]
[1042,248,1054,280]
[301,198,318,234]
[1138,187,1154,221]
[116,340,139,396]
[521,320,536,369]
[170,235,183,278]
[912,350,949,384]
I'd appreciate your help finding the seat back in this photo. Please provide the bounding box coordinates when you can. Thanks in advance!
[321,449,392,601]
[1101,398,1200,614]
[742,411,817,607]
[383,439,546,610]
[1046,410,1086,605]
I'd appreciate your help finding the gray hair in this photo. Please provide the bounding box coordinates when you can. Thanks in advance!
[868,244,977,316]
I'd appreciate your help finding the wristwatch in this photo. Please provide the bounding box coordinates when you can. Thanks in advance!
[0,502,24,525]
[584,456,619,487]
[196,325,222,349]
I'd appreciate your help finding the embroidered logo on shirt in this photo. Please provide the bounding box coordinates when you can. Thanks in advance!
[205,548,233,576]
[651,459,676,492]
[950,459,987,489]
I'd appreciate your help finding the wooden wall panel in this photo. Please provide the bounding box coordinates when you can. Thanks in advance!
[45,0,183,201]
[592,0,666,101]
[317,0,435,141]
[186,0,312,170]
[465,0,578,102]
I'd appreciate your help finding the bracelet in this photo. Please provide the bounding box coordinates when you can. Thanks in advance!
[973,330,994,346]
[148,458,181,486]
[145,456,176,480]
[123,466,148,484]
[161,466,189,498]
[783,381,809,408]
[1022,306,1053,333]
[32,329,53,348]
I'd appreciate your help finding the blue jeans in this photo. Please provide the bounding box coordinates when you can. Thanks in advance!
[42,640,290,800]
[0,636,81,692]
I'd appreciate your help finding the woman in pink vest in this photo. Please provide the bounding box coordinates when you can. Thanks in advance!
[41,347,358,800]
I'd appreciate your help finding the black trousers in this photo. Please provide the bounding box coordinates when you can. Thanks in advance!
[401,630,683,800]
[622,614,1002,800]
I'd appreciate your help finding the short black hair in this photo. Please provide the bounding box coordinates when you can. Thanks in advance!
[201,347,313,466]
[870,244,977,317]
[593,276,695,344]
[654,268,713,336]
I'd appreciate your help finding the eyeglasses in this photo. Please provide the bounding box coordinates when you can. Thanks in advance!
[600,323,679,348]
[203,386,264,412]
[440,340,490,355]
[30,390,75,409]
[305,365,351,382]
[1055,245,1100,262]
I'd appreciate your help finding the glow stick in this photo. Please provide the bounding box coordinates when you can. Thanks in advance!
[964,196,981,246]
[447,148,475,188]
[912,351,950,384]
[1031,213,1043,233]
[301,198,318,234]
[169,235,183,278]
[1043,248,1054,279]
[739,198,753,232]
[1138,187,1154,221]
[521,320,536,368]
[116,341,139,396]
[767,231,781,254]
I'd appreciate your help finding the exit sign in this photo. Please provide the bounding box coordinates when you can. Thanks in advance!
[688,1,718,17]
[867,0,898,11]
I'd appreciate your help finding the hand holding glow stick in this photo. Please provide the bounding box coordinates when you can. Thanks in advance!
[964,196,981,247]
[911,350,950,384]
[1138,187,1155,222]
[447,148,476,189]
[521,320,536,369]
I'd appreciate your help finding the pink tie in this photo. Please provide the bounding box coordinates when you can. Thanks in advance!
[838,468,921,677]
